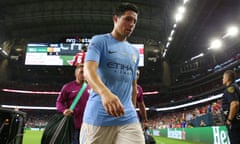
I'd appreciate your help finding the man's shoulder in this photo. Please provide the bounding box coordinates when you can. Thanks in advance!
[88,34,110,48]
[227,83,240,94]
[92,33,110,41]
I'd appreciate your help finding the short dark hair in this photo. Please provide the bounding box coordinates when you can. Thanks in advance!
[224,70,236,82]
[113,2,139,17]
[75,64,84,75]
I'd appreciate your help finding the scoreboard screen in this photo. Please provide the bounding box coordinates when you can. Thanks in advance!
[24,43,144,66]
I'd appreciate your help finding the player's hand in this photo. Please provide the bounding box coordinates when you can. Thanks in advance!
[101,92,124,117]
[63,109,73,116]
[226,119,232,128]
[142,120,148,128]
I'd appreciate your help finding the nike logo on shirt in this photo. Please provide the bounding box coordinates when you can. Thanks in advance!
[72,90,78,93]
[108,51,117,54]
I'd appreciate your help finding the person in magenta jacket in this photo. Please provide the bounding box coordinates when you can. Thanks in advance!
[56,63,90,144]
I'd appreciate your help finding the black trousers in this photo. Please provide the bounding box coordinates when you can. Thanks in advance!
[226,119,240,144]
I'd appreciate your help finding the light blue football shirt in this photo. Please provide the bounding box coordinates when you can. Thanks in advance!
[83,33,140,126]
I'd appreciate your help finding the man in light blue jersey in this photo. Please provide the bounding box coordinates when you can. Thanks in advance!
[80,2,145,144]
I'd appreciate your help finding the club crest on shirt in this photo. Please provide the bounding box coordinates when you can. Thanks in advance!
[132,54,137,64]
[227,86,235,93]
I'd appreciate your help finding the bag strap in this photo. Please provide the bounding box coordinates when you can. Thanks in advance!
[69,82,88,111]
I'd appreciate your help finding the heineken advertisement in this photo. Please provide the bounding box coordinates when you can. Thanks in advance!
[151,126,230,144]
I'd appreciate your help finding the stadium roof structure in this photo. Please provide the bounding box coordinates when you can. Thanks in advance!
[0,0,239,64]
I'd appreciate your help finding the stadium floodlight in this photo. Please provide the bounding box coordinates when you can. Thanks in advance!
[173,24,177,28]
[183,0,189,5]
[178,6,186,14]
[208,39,222,50]
[175,13,184,22]
[222,26,238,38]
[170,29,175,36]
[226,26,238,37]
[166,42,170,48]
[162,49,167,58]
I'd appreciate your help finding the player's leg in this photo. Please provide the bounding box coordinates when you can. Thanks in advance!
[115,122,145,144]
[80,123,117,144]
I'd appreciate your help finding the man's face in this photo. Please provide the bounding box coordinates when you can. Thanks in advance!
[75,66,84,82]
[222,73,228,85]
[114,10,138,38]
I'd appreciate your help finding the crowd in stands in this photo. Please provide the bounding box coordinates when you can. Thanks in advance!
[24,110,55,130]
[145,100,222,130]
[21,100,223,130]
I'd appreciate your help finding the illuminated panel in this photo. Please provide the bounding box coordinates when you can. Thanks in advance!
[25,43,145,67]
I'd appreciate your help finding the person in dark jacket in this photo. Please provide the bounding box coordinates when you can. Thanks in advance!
[221,70,240,144]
